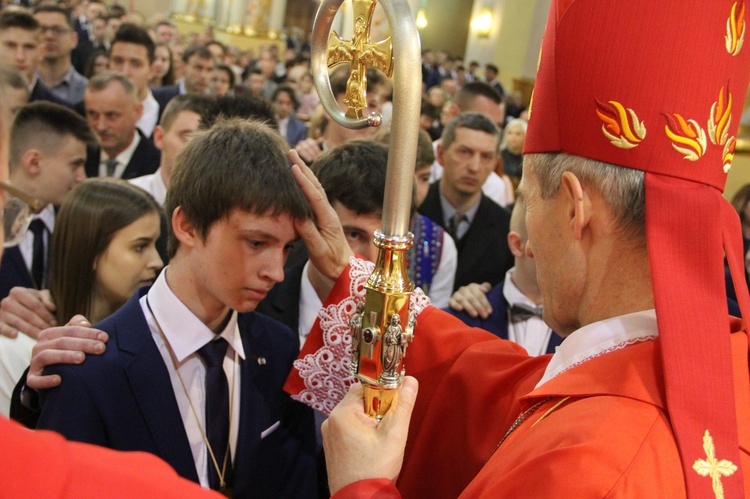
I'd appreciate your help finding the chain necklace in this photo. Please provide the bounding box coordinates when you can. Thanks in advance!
[146,299,237,493]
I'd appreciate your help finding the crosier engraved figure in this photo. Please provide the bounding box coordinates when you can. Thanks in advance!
[381,314,403,380]
[349,302,365,375]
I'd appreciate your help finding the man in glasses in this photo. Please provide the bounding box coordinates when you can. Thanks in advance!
[34,5,88,106]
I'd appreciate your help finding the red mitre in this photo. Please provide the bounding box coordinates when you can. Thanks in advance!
[525,1,750,497]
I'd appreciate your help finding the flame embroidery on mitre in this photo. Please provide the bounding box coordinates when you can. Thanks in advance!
[664,113,707,161]
[708,84,733,146]
[595,99,646,149]
[723,136,736,172]
[726,1,746,56]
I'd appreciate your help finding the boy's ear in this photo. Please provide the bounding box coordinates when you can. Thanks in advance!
[171,206,198,248]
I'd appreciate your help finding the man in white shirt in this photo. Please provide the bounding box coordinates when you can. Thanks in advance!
[108,23,161,137]
[130,94,213,208]
[446,196,561,356]
[34,119,350,496]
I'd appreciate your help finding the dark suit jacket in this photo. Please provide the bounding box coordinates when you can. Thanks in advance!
[85,129,161,179]
[37,288,319,498]
[256,262,304,341]
[284,116,308,148]
[29,80,72,108]
[418,181,513,291]
[445,281,562,354]
[0,246,35,301]
[153,84,181,119]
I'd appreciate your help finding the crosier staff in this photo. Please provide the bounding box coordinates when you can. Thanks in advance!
[310,0,421,419]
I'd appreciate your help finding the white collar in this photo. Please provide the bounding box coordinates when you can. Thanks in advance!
[146,267,246,363]
[536,309,658,388]
[502,267,538,308]
[103,130,140,169]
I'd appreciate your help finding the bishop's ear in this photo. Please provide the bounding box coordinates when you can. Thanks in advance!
[560,171,590,240]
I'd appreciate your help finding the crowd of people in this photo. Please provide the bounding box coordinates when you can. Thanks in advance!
[0,0,747,498]
[0,0,534,496]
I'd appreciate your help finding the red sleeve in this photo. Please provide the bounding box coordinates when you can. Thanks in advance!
[332,479,401,499]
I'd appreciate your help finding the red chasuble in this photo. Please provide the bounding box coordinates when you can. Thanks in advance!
[285,261,750,498]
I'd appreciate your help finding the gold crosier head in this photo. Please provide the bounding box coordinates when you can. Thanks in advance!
[326,0,395,119]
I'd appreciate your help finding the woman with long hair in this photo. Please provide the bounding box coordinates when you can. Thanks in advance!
[50,178,163,325]
[150,43,175,88]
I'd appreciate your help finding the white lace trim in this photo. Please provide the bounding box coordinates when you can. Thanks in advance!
[291,256,430,414]
[549,334,658,382]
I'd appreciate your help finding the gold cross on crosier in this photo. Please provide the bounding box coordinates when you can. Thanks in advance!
[327,0,394,119]
[692,430,738,499]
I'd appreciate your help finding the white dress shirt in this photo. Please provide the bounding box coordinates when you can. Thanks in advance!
[99,131,140,178]
[140,268,245,487]
[138,90,159,137]
[536,309,658,388]
[503,268,552,357]
[129,168,167,207]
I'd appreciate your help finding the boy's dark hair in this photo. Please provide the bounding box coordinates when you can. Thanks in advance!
[10,101,98,170]
[159,94,214,132]
[165,118,311,258]
[0,9,40,32]
[441,112,500,150]
[272,85,299,109]
[206,40,226,55]
[313,139,389,218]
[182,44,213,63]
[200,94,277,130]
[33,5,73,27]
[112,23,155,63]
[453,81,502,109]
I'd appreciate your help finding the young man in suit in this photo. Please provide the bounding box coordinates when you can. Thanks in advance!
[108,23,161,138]
[0,102,96,301]
[83,71,160,179]
[0,9,70,108]
[35,118,351,497]
[0,101,96,415]
[446,195,562,355]
[419,112,513,291]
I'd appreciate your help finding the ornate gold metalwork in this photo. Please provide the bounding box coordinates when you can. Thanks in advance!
[327,0,394,119]
[692,429,738,499]
[312,0,421,419]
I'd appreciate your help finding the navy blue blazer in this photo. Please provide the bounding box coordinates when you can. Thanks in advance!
[284,116,308,148]
[37,288,319,498]
[84,129,161,180]
[445,281,562,354]
[29,80,72,108]
[418,181,513,291]
[0,246,35,301]
[153,84,181,119]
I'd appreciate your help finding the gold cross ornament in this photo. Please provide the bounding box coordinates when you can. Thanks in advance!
[327,0,394,119]
[692,429,738,499]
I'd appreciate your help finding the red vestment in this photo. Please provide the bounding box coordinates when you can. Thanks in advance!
[286,263,750,498]
[0,415,220,498]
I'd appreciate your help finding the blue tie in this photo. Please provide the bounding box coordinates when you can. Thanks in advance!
[29,220,47,288]
[197,337,232,490]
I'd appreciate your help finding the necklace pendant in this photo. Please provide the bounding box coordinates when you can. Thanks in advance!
[219,484,234,498]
